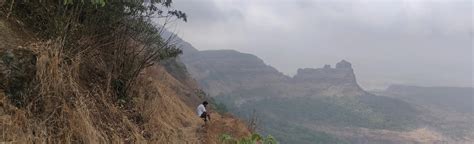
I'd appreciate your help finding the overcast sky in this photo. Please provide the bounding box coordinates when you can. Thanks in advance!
[168,0,473,89]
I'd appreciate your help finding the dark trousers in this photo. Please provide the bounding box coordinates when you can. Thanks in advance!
[200,112,210,122]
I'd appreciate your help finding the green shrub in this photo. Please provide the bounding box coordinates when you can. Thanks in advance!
[220,133,277,144]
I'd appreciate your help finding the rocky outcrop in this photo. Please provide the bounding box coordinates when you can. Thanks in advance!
[291,60,366,97]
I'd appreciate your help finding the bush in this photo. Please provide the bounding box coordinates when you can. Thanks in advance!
[220,133,278,144]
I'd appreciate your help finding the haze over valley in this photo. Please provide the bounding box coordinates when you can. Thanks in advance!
[172,0,473,89]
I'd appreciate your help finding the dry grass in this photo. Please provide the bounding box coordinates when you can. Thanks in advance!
[0,18,251,143]
[0,41,190,143]
[0,41,140,143]
[202,114,252,144]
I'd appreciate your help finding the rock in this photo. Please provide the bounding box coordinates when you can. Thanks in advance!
[336,60,352,69]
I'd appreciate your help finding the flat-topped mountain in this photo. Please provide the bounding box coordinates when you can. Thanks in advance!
[181,46,366,98]
[291,60,366,97]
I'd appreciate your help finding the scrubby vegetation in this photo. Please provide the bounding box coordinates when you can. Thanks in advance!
[2,0,186,105]
[220,133,277,144]
[0,0,227,143]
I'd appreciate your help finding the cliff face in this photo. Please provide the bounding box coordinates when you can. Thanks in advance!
[290,60,366,97]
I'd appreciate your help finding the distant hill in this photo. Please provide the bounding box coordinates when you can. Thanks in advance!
[378,85,473,113]
[181,47,367,98]
[373,85,474,140]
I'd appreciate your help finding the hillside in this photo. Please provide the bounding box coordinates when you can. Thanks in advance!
[0,2,251,143]
[181,49,288,97]
[174,34,473,143]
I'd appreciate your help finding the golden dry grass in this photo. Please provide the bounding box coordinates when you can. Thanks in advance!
[0,18,250,143]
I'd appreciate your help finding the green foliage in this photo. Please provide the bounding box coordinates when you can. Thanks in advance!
[220,134,235,144]
[2,0,186,57]
[220,133,277,144]
[63,0,106,6]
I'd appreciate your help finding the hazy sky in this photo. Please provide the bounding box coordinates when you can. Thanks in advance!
[169,0,473,89]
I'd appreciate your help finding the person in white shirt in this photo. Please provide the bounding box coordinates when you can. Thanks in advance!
[197,101,210,122]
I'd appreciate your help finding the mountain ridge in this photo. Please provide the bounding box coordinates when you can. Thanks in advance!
[168,30,473,143]
[179,44,367,98]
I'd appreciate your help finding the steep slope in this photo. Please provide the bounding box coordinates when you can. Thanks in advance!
[0,18,250,143]
[138,65,251,144]
[182,49,289,97]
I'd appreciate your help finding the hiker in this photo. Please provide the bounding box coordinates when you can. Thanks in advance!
[197,101,211,122]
